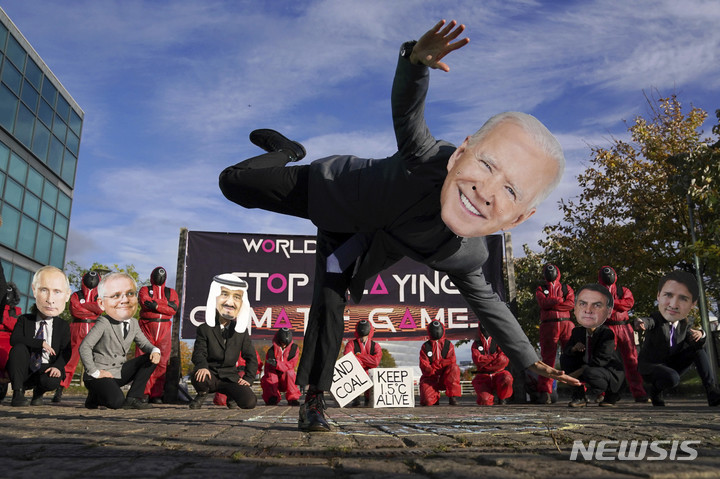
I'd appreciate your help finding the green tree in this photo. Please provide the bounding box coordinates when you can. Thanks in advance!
[65,261,143,290]
[379,348,396,368]
[62,261,146,322]
[540,95,719,316]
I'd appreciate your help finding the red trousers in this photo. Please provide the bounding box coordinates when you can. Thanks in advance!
[419,364,461,406]
[135,319,172,398]
[538,320,573,394]
[472,370,513,405]
[0,331,11,380]
[261,369,301,404]
[61,322,96,388]
[608,322,646,399]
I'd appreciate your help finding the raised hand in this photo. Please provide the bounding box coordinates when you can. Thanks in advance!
[410,19,470,72]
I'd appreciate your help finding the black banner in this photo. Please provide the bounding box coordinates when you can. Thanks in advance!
[180,231,505,341]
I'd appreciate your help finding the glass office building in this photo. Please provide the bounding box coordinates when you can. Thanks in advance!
[0,8,82,311]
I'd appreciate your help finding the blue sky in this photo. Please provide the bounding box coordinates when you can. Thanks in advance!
[3,0,720,288]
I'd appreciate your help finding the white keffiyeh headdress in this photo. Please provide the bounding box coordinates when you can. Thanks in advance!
[204,273,251,333]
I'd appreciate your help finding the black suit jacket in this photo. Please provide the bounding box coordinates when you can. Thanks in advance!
[304,56,538,370]
[192,321,257,384]
[10,313,71,378]
[561,324,624,391]
[637,311,704,374]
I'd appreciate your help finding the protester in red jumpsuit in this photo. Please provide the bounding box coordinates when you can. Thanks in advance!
[343,320,382,407]
[535,263,574,404]
[598,266,648,402]
[136,267,179,403]
[0,282,21,402]
[53,272,102,403]
[419,321,461,406]
[261,328,301,406]
[471,327,513,406]
[214,350,263,408]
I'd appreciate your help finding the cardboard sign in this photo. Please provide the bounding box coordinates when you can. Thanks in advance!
[371,368,415,408]
[330,353,372,407]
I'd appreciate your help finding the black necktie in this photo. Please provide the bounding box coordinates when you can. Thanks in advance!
[30,320,47,372]
[123,322,129,339]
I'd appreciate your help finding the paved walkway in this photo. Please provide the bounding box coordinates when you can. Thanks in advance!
[0,394,718,478]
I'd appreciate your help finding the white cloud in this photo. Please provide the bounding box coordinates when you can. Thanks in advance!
[4,0,720,281]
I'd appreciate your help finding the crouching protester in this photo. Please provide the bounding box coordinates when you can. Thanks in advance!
[635,270,720,407]
[560,284,624,407]
[188,274,257,410]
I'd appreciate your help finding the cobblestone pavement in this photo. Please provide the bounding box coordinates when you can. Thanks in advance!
[0,394,718,478]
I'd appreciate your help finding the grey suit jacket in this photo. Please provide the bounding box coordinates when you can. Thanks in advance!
[305,55,539,370]
[79,315,156,379]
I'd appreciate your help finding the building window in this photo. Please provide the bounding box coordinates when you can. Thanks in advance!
[4,177,23,209]
[35,226,52,264]
[37,98,53,127]
[39,202,54,229]
[61,152,76,186]
[42,180,58,207]
[5,34,25,71]
[24,57,42,90]
[41,75,56,107]
[31,120,50,161]
[8,152,27,182]
[0,83,18,132]
[57,191,71,217]
[0,23,7,52]
[22,190,40,219]
[0,203,20,248]
[14,103,34,147]
[26,167,43,196]
[21,79,39,112]
[50,234,65,268]
[17,215,37,257]
[1,58,22,95]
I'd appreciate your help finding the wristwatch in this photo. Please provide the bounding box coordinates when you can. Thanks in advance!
[400,40,417,60]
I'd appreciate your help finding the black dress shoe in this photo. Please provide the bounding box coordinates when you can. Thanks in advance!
[30,391,44,406]
[568,397,587,408]
[298,391,330,432]
[148,397,163,404]
[249,129,306,162]
[707,388,720,407]
[52,387,64,403]
[647,385,665,407]
[122,397,151,410]
[600,391,621,407]
[11,390,29,407]
[189,392,207,410]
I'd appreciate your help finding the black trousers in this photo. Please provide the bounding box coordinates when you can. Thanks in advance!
[190,371,257,409]
[219,153,352,391]
[83,355,156,409]
[560,354,622,398]
[6,344,61,394]
[641,346,717,393]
